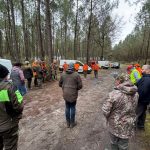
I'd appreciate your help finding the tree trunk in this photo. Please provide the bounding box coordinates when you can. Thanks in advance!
[74,0,78,60]
[21,0,29,61]
[0,30,3,57]
[37,0,44,60]
[144,30,150,64]
[9,0,19,61]
[45,0,53,63]
[64,19,67,59]
[86,0,92,64]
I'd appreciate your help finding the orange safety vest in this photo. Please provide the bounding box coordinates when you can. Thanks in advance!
[83,64,88,71]
[32,62,37,76]
[74,63,80,71]
[63,64,69,71]
[93,64,99,71]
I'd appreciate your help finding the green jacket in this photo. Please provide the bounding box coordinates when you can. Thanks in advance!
[0,80,23,132]
[130,69,141,84]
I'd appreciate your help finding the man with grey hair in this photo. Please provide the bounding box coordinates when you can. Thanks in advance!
[136,65,150,130]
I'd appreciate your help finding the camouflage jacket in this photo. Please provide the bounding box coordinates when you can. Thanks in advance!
[102,81,139,139]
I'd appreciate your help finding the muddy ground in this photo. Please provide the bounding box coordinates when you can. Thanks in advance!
[18,67,150,150]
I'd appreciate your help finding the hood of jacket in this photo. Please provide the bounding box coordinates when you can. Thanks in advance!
[66,68,74,74]
[115,81,137,95]
[0,80,10,91]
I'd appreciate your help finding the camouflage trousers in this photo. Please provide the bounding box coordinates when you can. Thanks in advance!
[109,133,129,150]
[0,125,19,150]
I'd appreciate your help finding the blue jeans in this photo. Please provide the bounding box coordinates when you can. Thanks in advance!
[17,85,27,96]
[65,101,76,123]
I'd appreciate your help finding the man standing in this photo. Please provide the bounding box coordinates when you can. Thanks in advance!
[93,63,99,78]
[23,61,33,90]
[74,62,80,72]
[136,65,150,130]
[83,63,88,78]
[0,64,23,150]
[63,62,69,72]
[59,63,83,128]
[102,73,138,150]
[10,62,27,96]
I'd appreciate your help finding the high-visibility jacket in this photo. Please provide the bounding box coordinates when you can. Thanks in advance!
[74,63,80,71]
[0,81,23,132]
[63,63,69,71]
[93,64,99,71]
[136,67,142,76]
[130,69,141,84]
[83,64,88,71]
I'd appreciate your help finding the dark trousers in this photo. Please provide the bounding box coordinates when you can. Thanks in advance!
[94,70,98,78]
[83,71,87,78]
[27,78,32,89]
[136,103,148,128]
[109,133,129,150]
[65,101,76,123]
[34,77,38,87]
[0,126,19,150]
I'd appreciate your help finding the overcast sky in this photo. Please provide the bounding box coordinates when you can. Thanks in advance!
[112,0,142,46]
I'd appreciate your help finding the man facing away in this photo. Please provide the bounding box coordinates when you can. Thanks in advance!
[136,65,150,130]
[10,62,27,96]
[102,73,138,150]
[59,63,83,128]
[0,64,24,150]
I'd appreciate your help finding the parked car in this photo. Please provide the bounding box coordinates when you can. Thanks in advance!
[59,59,92,74]
[98,61,110,69]
[110,62,120,69]
[0,59,13,78]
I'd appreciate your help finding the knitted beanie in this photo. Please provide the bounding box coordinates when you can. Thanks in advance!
[0,64,9,79]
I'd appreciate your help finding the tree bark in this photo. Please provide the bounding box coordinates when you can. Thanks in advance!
[21,0,29,61]
[45,0,53,63]
[86,0,92,64]
[74,0,78,60]
[37,0,44,60]
[9,0,20,61]
[144,30,150,64]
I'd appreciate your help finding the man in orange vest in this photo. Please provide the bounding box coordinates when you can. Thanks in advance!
[32,60,38,87]
[63,62,69,72]
[93,63,100,78]
[74,62,80,72]
[83,63,88,78]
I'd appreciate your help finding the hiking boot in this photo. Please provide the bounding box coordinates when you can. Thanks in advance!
[70,122,77,128]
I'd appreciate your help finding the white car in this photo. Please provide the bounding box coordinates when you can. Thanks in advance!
[98,61,110,69]
[0,59,13,79]
[59,59,92,74]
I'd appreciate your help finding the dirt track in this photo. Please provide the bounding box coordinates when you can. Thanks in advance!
[18,68,150,150]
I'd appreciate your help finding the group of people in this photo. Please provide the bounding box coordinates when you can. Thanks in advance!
[0,60,150,150]
[62,61,100,78]
[102,64,150,150]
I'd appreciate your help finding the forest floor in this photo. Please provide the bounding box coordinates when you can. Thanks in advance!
[18,66,150,150]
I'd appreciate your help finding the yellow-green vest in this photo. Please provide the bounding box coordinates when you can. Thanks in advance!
[130,69,141,84]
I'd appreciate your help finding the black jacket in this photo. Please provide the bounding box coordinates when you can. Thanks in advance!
[23,66,33,79]
[137,74,150,104]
